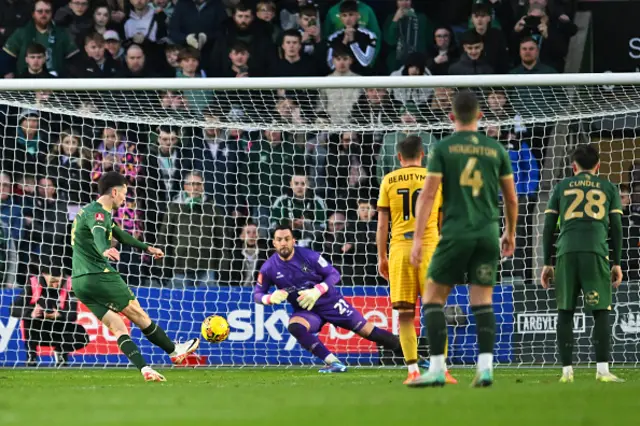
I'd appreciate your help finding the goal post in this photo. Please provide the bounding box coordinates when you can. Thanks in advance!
[0,73,639,368]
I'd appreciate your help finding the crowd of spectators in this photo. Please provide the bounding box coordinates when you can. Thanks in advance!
[0,0,580,288]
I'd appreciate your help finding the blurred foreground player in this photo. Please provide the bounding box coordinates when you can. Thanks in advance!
[377,135,457,385]
[11,262,89,367]
[542,145,624,383]
[71,172,199,382]
[408,91,518,387]
[254,224,401,373]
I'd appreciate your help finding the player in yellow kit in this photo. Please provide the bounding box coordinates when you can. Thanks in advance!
[376,135,457,384]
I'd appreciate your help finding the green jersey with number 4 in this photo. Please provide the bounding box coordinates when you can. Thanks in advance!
[426,130,513,239]
[546,172,623,258]
[71,201,117,277]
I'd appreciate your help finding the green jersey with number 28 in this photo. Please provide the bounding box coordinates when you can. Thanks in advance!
[546,172,623,258]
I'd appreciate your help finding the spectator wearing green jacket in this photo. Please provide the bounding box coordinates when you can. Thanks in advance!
[2,0,78,77]
[377,103,437,182]
[323,0,380,62]
[383,0,433,73]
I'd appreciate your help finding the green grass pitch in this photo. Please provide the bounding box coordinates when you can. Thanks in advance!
[1,368,637,426]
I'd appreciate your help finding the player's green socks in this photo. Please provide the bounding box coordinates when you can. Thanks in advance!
[423,304,447,356]
[471,305,495,355]
[142,322,176,354]
[117,335,147,370]
[592,310,610,363]
[557,310,574,366]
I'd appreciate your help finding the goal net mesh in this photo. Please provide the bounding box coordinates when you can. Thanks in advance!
[0,81,639,367]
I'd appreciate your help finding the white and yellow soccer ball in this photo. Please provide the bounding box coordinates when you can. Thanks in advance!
[201,315,230,343]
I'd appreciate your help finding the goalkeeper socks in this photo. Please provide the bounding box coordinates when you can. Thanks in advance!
[117,335,147,370]
[366,327,401,350]
[423,304,447,356]
[557,310,574,367]
[592,310,610,363]
[471,305,495,355]
[288,322,331,361]
[142,322,176,355]
[398,314,418,365]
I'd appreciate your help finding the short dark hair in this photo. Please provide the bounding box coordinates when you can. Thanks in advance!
[282,29,302,43]
[339,0,358,14]
[471,3,491,16]
[230,40,250,54]
[85,32,105,46]
[332,44,352,59]
[272,223,294,238]
[178,46,200,62]
[97,171,128,195]
[460,30,483,46]
[233,3,252,14]
[299,4,317,17]
[26,43,46,56]
[571,145,600,171]
[519,36,538,47]
[396,135,424,160]
[452,90,479,125]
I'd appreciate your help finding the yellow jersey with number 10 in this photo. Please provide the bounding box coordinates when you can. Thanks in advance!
[377,166,442,246]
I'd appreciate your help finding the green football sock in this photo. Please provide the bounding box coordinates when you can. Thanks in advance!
[142,322,176,354]
[423,304,447,356]
[557,310,574,366]
[117,335,147,370]
[592,310,610,363]
[471,305,495,354]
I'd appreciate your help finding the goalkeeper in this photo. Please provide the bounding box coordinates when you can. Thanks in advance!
[254,224,401,373]
[71,172,199,382]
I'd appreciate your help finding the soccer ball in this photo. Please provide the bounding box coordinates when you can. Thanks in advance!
[201,315,230,343]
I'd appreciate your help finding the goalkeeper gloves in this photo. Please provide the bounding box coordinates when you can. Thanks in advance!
[261,289,288,305]
[297,283,329,311]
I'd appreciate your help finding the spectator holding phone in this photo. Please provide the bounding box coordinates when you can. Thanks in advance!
[513,3,570,72]
[425,26,459,75]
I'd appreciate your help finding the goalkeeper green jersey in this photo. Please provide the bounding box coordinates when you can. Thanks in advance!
[71,201,117,277]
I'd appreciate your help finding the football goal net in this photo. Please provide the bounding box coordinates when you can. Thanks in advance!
[0,73,639,368]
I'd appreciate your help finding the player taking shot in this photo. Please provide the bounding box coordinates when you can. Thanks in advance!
[254,224,401,373]
[407,90,518,387]
[542,145,624,383]
[71,172,200,382]
[376,135,457,385]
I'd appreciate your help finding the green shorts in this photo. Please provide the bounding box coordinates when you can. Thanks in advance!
[555,252,611,311]
[428,237,500,286]
[72,273,136,319]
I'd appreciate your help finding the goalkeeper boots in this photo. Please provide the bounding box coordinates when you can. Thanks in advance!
[471,370,493,388]
[596,372,625,383]
[170,338,200,365]
[406,370,446,387]
[319,361,347,373]
[142,367,166,382]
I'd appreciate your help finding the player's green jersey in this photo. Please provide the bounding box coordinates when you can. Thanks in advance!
[71,201,117,277]
[426,130,513,239]
[545,172,623,258]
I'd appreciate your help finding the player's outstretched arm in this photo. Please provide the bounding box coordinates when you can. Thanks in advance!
[253,268,288,305]
[376,207,390,280]
[499,175,518,257]
[112,225,150,252]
